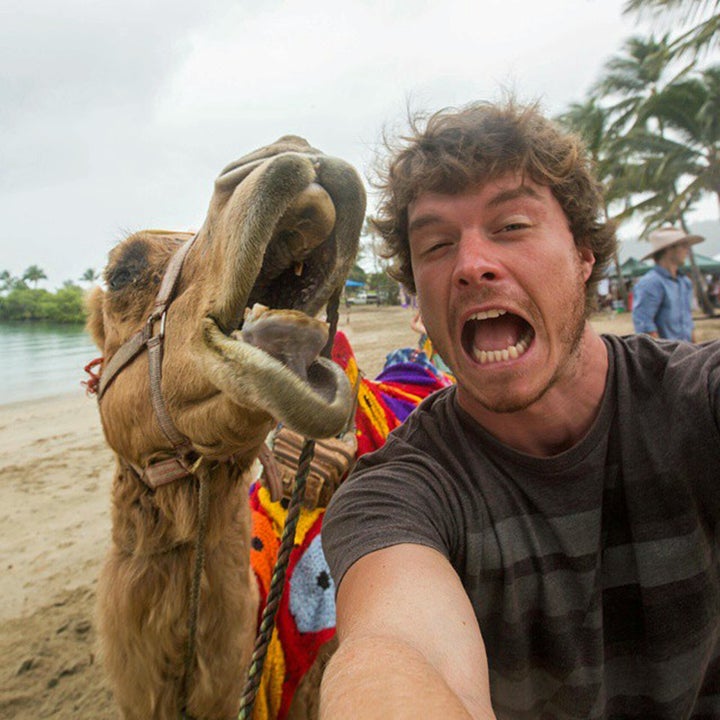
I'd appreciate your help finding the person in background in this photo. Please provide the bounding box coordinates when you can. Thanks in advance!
[319,100,720,720]
[410,310,453,376]
[711,275,720,309]
[632,226,704,342]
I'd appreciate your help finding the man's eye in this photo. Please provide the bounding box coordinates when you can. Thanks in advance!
[418,242,448,258]
[500,222,529,232]
[419,235,453,253]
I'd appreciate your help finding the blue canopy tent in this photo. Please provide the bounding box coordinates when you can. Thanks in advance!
[345,279,365,287]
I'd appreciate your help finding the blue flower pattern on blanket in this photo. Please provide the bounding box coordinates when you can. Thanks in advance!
[289,534,336,633]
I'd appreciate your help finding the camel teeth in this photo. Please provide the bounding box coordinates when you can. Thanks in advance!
[294,262,304,276]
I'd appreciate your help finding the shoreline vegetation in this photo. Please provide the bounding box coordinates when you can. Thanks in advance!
[0,266,98,323]
[0,284,86,323]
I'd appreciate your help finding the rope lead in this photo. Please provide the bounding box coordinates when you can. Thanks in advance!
[238,439,316,719]
[238,291,340,719]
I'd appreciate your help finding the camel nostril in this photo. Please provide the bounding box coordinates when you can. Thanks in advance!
[261,183,337,280]
[278,183,336,245]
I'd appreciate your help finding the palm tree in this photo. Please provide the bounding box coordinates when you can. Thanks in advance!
[593,34,693,137]
[625,68,720,219]
[80,267,100,284]
[556,98,633,307]
[0,269,12,293]
[590,33,719,313]
[590,34,690,215]
[622,67,720,313]
[623,0,720,57]
[22,265,47,289]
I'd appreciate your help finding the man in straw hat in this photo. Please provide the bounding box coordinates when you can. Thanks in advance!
[632,225,704,342]
[320,100,720,720]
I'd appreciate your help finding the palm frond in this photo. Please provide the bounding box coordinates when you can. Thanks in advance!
[624,1,720,56]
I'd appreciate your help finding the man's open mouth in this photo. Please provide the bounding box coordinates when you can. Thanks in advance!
[462,309,535,364]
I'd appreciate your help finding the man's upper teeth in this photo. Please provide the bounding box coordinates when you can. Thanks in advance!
[469,309,506,321]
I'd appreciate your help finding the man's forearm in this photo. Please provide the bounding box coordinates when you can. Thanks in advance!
[320,635,495,720]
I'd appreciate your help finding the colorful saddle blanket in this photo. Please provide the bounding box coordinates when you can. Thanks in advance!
[249,330,453,719]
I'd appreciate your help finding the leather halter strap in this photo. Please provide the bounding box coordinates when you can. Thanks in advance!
[97,235,199,488]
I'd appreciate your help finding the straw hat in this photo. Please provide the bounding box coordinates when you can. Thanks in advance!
[641,226,704,261]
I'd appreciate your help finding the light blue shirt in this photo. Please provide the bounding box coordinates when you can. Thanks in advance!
[632,265,694,341]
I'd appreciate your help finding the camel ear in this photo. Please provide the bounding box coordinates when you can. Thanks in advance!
[85,286,106,350]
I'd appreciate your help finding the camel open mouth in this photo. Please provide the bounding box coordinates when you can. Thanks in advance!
[206,148,363,331]
[462,309,535,365]
[206,178,342,382]
[196,146,365,438]
[246,191,337,313]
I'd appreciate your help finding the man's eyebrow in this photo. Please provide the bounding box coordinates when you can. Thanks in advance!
[487,185,542,208]
[407,213,444,236]
[408,185,545,236]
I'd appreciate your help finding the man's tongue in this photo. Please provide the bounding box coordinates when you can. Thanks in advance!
[472,315,521,352]
[466,314,534,363]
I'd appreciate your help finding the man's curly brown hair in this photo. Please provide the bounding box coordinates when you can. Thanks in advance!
[371,100,616,316]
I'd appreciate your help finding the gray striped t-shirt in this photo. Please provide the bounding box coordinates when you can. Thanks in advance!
[323,334,720,719]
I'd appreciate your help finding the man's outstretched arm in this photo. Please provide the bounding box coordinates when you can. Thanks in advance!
[320,543,497,720]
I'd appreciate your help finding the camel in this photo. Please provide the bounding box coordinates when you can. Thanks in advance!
[85,135,366,720]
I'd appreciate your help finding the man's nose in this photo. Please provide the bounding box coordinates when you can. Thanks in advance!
[452,231,504,288]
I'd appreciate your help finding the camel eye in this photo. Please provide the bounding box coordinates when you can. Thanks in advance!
[107,268,134,291]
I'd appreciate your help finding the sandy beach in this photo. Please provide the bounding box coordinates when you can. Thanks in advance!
[0,305,419,719]
[1,306,719,719]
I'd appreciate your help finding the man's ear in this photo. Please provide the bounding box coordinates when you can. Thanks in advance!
[578,246,595,283]
[85,286,106,350]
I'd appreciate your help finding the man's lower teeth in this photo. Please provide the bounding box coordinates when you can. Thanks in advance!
[473,339,528,364]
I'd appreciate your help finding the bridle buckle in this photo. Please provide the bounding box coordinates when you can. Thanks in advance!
[146,308,167,342]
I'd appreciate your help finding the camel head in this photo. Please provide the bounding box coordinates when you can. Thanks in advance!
[87,136,365,469]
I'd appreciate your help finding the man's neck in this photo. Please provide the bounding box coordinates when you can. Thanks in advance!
[463,327,609,457]
[657,256,679,277]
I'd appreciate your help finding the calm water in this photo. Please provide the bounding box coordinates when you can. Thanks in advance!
[1,322,100,404]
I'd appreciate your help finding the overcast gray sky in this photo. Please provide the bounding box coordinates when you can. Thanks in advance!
[3,0,713,288]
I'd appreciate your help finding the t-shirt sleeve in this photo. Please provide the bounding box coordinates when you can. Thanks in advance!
[709,346,720,432]
[322,433,458,589]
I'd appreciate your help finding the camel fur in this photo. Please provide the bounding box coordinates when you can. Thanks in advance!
[86,136,365,720]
